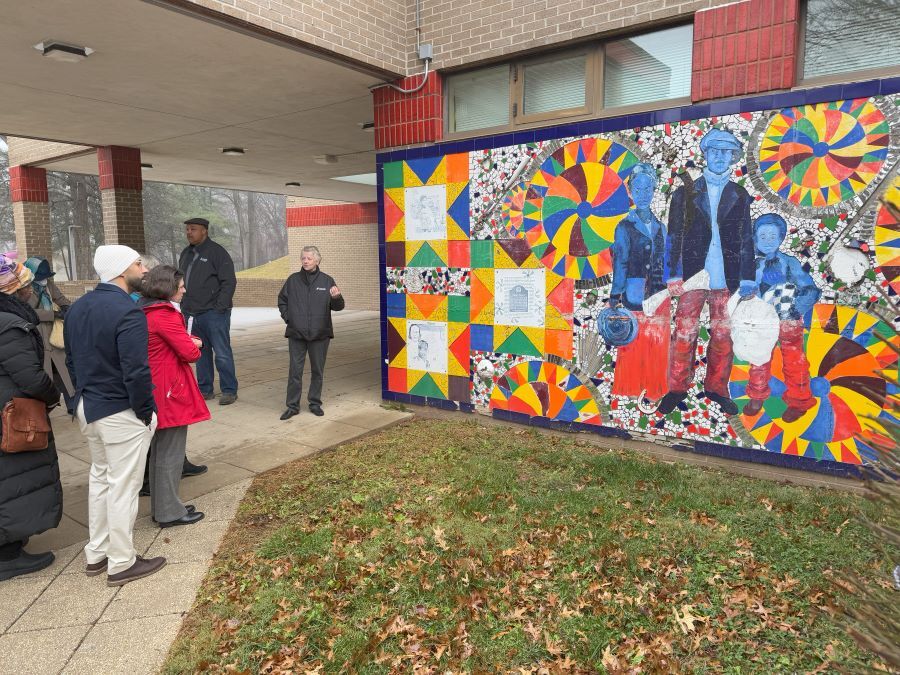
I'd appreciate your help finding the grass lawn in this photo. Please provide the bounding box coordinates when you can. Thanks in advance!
[164,419,892,673]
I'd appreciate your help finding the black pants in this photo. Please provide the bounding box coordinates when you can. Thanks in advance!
[286,337,330,410]
[0,540,24,561]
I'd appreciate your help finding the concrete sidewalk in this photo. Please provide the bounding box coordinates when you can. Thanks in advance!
[0,309,410,674]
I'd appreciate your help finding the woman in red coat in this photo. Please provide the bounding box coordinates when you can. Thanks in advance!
[140,266,210,527]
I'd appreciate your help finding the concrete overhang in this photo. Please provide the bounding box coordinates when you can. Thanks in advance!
[0,0,401,201]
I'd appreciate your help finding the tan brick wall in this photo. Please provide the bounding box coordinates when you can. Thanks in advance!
[12,201,53,262]
[288,223,379,311]
[418,0,733,69]
[101,188,147,252]
[286,196,347,208]
[6,137,93,167]
[185,0,408,74]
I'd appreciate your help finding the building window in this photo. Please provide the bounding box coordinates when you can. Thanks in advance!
[604,24,693,109]
[447,65,510,133]
[444,24,692,136]
[803,0,900,80]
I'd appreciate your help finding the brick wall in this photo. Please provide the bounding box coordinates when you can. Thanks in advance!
[12,201,52,262]
[287,223,379,311]
[183,0,408,74]
[373,71,443,150]
[415,0,735,70]
[691,0,800,101]
[101,189,146,251]
[5,137,94,167]
[287,202,379,226]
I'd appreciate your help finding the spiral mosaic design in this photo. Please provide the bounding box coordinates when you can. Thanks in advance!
[501,181,527,238]
[521,138,638,279]
[729,304,898,464]
[758,99,889,208]
[874,183,900,297]
[490,360,601,425]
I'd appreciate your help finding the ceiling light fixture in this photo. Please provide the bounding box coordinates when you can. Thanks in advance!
[221,147,245,156]
[34,41,93,62]
[284,181,302,187]
[313,154,338,165]
[140,163,153,170]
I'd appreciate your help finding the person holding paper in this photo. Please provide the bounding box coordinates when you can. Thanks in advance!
[659,128,756,416]
[608,163,670,400]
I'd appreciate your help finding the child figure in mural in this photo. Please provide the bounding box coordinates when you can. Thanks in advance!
[742,213,820,421]
[609,163,671,401]
[658,127,757,416]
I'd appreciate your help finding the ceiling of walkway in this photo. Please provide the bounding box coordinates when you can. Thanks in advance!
[0,0,397,201]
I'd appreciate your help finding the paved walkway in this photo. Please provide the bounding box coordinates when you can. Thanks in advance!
[0,309,410,674]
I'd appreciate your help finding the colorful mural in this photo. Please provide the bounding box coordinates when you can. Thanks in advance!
[380,88,900,473]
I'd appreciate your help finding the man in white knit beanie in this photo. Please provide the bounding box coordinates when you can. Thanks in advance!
[64,245,167,586]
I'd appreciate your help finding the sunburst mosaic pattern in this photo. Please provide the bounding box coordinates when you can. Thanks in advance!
[758,99,889,208]
[490,360,601,425]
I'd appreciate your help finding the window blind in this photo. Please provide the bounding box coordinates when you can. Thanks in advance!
[804,0,900,78]
[523,54,587,115]
[448,65,510,132]
[604,24,693,109]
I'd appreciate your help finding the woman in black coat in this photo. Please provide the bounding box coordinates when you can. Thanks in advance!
[0,257,62,581]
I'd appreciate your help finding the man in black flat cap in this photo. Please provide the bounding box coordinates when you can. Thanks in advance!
[178,218,238,407]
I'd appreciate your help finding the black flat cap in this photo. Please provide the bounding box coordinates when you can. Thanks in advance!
[184,217,209,228]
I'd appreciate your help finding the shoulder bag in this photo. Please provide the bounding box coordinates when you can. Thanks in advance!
[1,397,51,453]
[49,303,65,350]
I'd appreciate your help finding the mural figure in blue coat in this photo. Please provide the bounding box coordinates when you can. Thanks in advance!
[740,213,821,420]
[609,163,670,400]
[659,128,757,416]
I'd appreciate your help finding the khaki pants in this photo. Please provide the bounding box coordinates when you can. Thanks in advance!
[77,401,156,575]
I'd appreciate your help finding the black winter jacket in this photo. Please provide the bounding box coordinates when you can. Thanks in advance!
[178,238,236,315]
[278,269,345,341]
[0,311,62,546]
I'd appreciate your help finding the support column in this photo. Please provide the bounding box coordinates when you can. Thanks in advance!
[10,165,52,262]
[98,146,146,251]
[372,71,443,150]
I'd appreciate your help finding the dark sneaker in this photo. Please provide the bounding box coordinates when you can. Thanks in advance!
[657,391,687,415]
[219,393,238,406]
[107,556,167,587]
[280,408,299,420]
[742,399,764,417]
[182,460,208,477]
[159,511,205,529]
[0,551,55,581]
[151,504,196,524]
[706,392,738,416]
[202,391,215,401]
[309,405,324,417]
[139,486,150,497]
[85,558,108,577]
[782,406,808,423]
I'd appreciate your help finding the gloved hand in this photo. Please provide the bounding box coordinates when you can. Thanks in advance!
[739,280,758,298]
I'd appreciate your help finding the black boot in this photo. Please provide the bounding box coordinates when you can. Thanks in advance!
[182,458,208,477]
[706,392,738,416]
[657,391,687,415]
[0,550,55,581]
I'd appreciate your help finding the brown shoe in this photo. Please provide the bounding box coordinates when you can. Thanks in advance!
[742,399,764,417]
[782,406,808,423]
[106,556,167,587]
[85,558,108,577]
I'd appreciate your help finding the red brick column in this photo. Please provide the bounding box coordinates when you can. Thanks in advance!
[97,146,146,251]
[691,0,801,102]
[373,72,443,150]
[9,165,52,262]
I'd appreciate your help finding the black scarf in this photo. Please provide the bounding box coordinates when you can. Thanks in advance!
[0,292,45,362]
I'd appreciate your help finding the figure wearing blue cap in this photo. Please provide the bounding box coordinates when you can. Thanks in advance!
[659,127,757,416]
[741,213,820,421]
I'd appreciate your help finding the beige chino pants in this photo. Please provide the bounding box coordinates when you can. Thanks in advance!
[76,401,156,575]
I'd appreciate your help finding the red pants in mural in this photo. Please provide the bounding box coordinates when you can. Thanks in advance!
[668,289,732,397]
[745,319,816,410]
[612,300,671,400]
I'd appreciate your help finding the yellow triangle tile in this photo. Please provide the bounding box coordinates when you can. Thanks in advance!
[402,163,424,187]
[426,157,447,185]
[445,181,466,205]
[406,369,427,388]
[406,294,448,322]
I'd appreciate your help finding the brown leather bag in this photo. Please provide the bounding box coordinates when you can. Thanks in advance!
[1,397,50,453]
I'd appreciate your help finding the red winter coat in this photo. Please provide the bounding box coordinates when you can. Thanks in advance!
[141,301,210,430]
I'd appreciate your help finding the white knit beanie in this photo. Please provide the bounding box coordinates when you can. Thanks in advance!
[94,245,140,283]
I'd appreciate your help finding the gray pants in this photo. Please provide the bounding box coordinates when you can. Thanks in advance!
[286,337,330,411]
[149,426,189,523]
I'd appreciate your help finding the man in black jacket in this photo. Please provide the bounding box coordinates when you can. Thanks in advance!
[178,218,238,405]
[65,245,166,586]
[277,246,344,420]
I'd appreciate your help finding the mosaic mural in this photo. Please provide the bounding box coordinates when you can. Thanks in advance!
[380,90,900,472]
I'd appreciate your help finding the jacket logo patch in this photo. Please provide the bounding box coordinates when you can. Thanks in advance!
[200,258,208,262]
[316,287,327,291]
